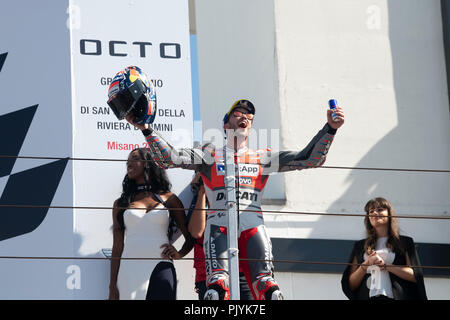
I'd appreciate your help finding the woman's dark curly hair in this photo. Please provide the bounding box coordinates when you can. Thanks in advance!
[116,148,175,239]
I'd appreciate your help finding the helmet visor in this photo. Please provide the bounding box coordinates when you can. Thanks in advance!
[107,80,147,120]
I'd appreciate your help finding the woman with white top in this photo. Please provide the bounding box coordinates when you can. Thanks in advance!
[109,148,194,300]
[341,197,427,300]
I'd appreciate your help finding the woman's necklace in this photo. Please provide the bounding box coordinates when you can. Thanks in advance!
[136,184,152,193]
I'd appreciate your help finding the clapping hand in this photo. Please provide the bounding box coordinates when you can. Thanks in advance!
[367,251,386,270]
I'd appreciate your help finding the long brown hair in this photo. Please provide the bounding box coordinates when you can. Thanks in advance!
[363,197,403,255]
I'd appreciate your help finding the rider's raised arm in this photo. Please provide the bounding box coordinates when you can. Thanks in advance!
[142,128,214,170]
[260,123,337,174]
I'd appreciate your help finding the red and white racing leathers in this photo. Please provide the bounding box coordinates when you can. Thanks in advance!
[142,123,336,300]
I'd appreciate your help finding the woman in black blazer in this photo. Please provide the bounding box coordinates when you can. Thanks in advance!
[341,197,427,300]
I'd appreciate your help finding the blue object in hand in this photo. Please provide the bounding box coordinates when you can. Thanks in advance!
[328,99,338,121]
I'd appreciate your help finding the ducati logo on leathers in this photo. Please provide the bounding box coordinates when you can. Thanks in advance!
[215,190,258,202]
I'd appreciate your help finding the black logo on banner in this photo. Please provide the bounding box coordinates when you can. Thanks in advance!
[0,54,68,241]
[79,39,181,59]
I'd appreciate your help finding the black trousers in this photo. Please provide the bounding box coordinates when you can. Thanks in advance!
[145,261,177,300]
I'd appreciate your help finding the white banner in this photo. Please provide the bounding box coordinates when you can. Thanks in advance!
[70,0,194,298]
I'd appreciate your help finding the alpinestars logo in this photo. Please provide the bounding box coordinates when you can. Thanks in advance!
[0,52,68,241]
